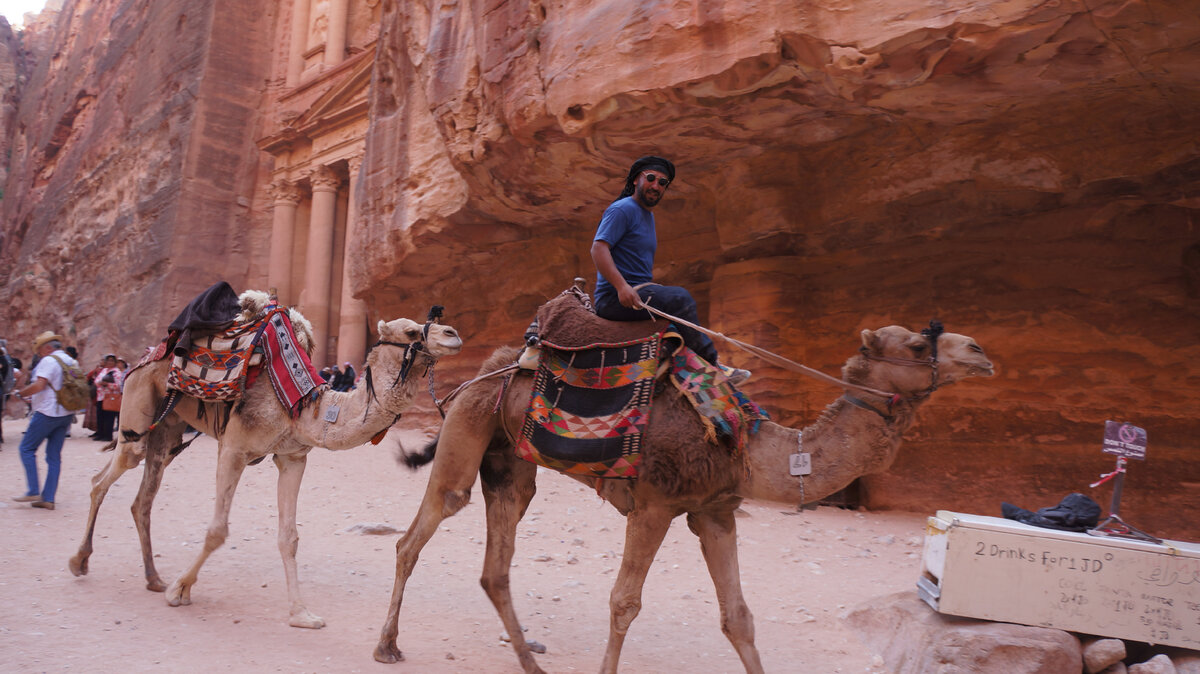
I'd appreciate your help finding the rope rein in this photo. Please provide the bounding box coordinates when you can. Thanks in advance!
[637,300,911,400]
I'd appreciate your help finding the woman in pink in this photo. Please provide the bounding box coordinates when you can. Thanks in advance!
[93,354,124,442]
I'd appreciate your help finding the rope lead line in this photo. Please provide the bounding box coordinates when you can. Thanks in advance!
[638,300,900,399]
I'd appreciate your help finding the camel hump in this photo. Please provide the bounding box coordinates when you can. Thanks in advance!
[534,292,663,350]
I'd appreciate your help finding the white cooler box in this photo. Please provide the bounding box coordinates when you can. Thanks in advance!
[919,510,1200,649]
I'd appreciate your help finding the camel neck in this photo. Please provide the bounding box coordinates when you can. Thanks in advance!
[738,395,923,506]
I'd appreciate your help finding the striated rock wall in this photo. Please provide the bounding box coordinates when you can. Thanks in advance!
[358,0,1200,538]
[0,0,275,359]
[0,18,24,192]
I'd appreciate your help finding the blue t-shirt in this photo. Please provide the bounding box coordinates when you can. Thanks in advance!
[593,197,656,302]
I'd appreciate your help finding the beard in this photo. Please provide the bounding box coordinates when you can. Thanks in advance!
[636,183,662,207]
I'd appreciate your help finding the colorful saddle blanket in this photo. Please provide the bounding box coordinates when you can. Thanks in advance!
[166,315,265,401]
[516,334,663,478]
[515,289,770,478]
[669,346,768,455]
[158,305,324,416]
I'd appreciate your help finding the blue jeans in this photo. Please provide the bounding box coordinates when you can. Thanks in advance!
[594,284,719,364]
[18,411,73,503]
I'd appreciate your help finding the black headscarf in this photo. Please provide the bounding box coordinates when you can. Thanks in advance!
[618,156,676,199]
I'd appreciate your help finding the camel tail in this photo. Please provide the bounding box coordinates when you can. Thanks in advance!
[100,439,118,452]
[398,434,439,470]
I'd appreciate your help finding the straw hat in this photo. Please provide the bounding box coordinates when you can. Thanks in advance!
[32,331,64,352]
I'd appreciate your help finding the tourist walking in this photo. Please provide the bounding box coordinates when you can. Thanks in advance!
[12,331,80,510]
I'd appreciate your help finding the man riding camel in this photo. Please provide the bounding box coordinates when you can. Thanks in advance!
[590,155,751,385]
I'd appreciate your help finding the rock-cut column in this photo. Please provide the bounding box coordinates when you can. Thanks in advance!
[286,0,311,86]
[267,179,302,304]
[336,155,368,369]
[304,165,340,367]
[324,0,348,67]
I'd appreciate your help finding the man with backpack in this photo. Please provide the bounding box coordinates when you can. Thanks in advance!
[12,331,84,510]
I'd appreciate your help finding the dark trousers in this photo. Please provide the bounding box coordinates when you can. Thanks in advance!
[95,401,117,441]
[594,284,719,364]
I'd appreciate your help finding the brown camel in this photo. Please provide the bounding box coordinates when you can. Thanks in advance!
[372,323,993,672]
[68,314,463,629]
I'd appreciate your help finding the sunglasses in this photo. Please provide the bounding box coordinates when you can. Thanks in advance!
[640,172,670,188]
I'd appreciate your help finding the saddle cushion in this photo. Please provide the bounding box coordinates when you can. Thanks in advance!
[535,292,663,350]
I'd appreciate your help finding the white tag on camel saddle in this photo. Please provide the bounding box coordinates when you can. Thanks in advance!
[323,405,340,423]
[789,452,812,476]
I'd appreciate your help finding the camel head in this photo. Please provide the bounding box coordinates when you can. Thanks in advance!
[375,317,463,359]
[855,325,993,396]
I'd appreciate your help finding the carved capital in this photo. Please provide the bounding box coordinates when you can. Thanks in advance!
[309,165,341,192]
[346,153,364,176]
[268,179,302,205]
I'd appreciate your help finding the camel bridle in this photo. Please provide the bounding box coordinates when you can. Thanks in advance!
[847,319,945,420]
[362,306,449,425]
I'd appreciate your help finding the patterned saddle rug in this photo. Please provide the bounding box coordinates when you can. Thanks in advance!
[166,315,266,401]
[516,333,663,478]
[144,304,324,417]
[515,289,769,479]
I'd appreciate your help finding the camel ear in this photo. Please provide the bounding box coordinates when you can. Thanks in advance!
[860,329,878,352]
[376,319,389,340]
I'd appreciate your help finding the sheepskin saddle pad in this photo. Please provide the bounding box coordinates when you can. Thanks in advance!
[531,291,663,350]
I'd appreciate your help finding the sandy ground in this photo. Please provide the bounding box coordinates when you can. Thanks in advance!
[0,413,931,673]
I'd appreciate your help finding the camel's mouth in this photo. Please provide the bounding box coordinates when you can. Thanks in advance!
[435,338,464,355]
[966,362,995,377]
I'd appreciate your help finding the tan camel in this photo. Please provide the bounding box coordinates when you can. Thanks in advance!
[69,314,463,629]
[372,323,993,672]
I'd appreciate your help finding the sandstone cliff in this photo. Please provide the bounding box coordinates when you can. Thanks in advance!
[0,0,274,358]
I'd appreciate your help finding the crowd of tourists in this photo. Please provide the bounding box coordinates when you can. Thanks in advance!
[319,361,359,391]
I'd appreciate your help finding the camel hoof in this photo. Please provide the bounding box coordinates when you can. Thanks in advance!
[373,642,404,664]
[288,610,325,629]
[165,583,190,607]
[146,576,166,593]
[68,554,88,577]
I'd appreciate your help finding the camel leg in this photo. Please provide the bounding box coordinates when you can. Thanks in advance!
[687,510,764,674]
[273,453,324,629]
[478,449,544,674]
[373,422,493,663]
[166,445,247,608]
[598,504,676,674]
[131,435,175,592]
[68,438,143,578]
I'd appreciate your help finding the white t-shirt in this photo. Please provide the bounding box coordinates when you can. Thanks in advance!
[31,350,78,417]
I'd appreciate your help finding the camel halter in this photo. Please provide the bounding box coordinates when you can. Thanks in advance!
[849,319,945,418]
[363,306,448,429]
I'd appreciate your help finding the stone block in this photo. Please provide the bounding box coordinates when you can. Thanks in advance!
[1129,653,1178,674]
[845,590,1081,674]
[1084,638,1127,673]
